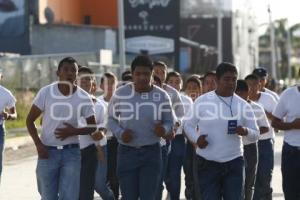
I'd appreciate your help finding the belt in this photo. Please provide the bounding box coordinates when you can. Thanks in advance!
[120,143,159,149]
[46,144,79,150]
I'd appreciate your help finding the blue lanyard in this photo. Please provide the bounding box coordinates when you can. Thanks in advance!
[217,95,234,117]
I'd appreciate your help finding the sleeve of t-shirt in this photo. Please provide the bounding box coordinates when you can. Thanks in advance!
[107,93,124,139]
[5,91,16,109]
[161,92,175,135]
[184,98,201,144]
[272,89,288,119]
[81,97,95,119]
[253,103,270,128]
[243,103,259,142]
[265,94,277,113]
[32,87,47,112]
[95,101,106,128]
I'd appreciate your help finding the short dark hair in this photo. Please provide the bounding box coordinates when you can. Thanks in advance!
[131,55,153,72]
[236,79,249,92]
[216,62,238,80]
[185,75,202,89]
[203,71,216,81]
[78,66,94,74]
[153,61,167,70]
[100,72,117,84]
[121,70,131,81]
[166,71,181,83]
[245,74,260,81]
[153,75,162,86]
[58,57,78,71]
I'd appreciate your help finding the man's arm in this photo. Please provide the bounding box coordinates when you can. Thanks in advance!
[271,117,300,130]
[54,115,97,140]
[26,105,48,159]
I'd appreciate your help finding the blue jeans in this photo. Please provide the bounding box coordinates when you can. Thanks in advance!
[281,142,300,200]
[197,156,245,200]
[95,145,115,200]
[165,135,186,200]
[253,139,274,200]
[0,125,4,182]
[117,143,161,200]
[107,137,119,199]
[156,144,169,200]
[184,141,197,199]
[244,143,258,200]
[36,147,81,200]
[79,144,97,200]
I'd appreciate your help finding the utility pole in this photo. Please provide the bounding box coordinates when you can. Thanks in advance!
[268,4,277,79]
[118,0,126,72]
[287,20,292,85]
[217,0,223,64]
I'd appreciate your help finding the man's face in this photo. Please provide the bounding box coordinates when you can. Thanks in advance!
[77,72,93,93]
[203,75,217,93]
[235,90,249,101]
[246,79,260,95]
[216,72,237,95]
[132,66,153,91]
[100,77,117,96]
[166,76,182,91]
[185,81,202,101]
[259,77,267,89]
[57,63,78,84]
[153,66,166,83]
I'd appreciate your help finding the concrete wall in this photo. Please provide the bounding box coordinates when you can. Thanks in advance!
[31,24,116,54]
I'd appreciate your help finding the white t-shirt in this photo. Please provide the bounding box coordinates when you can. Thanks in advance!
[97,95,113,138]
[176,93,193,135]
[243,101,270,145]
[273,86,300,147]
[256,92,277,140]
[263,88,280,102]
[184,91,259,162]
[33,83,95,146]
[79,97,107,149]
[0,85,16,125]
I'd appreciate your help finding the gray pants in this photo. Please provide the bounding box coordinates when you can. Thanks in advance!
[244,143,258,200]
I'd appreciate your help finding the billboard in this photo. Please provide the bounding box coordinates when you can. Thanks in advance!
[0,0,30,54]
[124,0,180,67]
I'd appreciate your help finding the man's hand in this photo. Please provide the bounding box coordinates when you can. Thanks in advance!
[154,123,166,138]
[236,126,248,136]
[91,130,105,141]
[163,130,175,140]
[36,143,49,159]
[197,135,208,149]
[121,129,134,143]
[291,118,300,129]
[55,123,77,140]
[1,111,9,120]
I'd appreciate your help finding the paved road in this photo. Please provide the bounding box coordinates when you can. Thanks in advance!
[0,135,285,200]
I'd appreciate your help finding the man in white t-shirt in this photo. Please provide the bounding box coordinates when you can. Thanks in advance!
[76,66,106,200]
[184,62,259,200]
[272,85,300,200]
[153,61,185,200]
[0,70,17,182]
[252,68,279,101]
[245,74,277,200]
[165,71,194,200]
[95,72,118,200]
[26,57,97,200]
[236,80,270,200]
